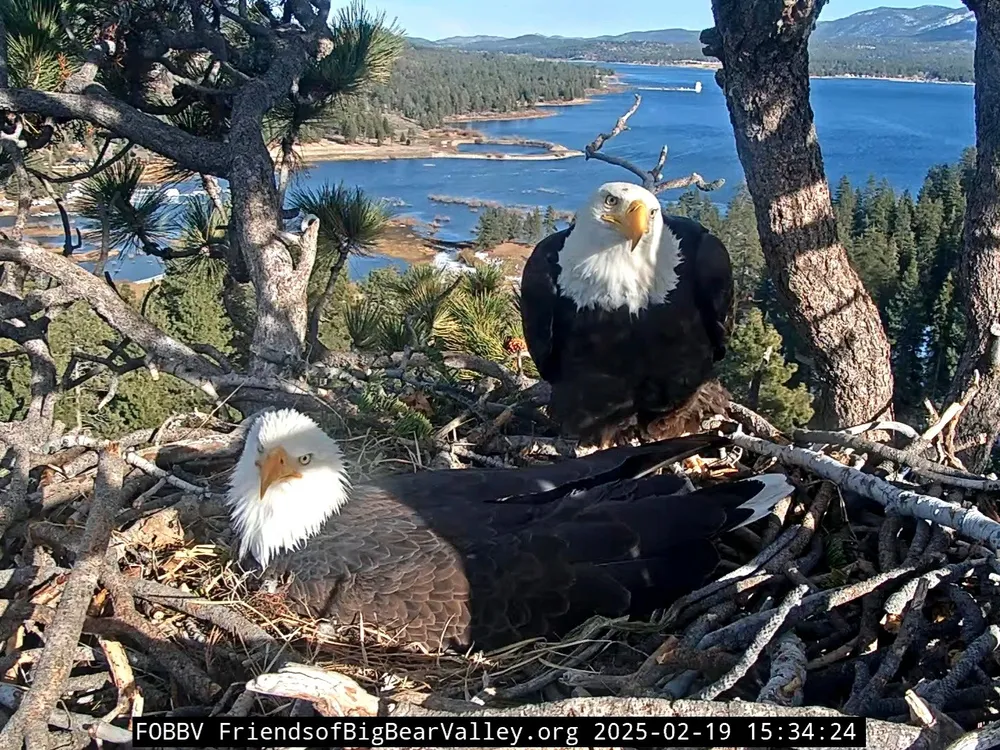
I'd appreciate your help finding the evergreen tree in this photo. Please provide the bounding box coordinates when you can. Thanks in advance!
[886,252,926,421]
[718,186,765,311]
[832,176,856,248]
[927,272,965,401]
[522,208,544,243]
[343,115,359,142]
[719,309,814,432]
[543,205,558,235]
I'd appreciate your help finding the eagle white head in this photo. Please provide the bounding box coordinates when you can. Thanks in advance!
[226,409,350,569]
[558,181,681,313]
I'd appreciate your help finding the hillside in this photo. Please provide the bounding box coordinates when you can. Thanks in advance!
[419,5,976,82]
[325,46,611,138]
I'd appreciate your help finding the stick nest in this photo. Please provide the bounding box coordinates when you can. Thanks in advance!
[1,354,999,749]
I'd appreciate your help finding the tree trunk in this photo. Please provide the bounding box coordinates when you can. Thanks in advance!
[947,0,1000,471]
[706,0,895,429]
[227,122,316,375]
[277,134,295,205]
[306,248,350,360]
[93,210,109,278]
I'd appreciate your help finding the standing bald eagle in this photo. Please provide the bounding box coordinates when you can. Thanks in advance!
[520,181,735,446]
[227,409,793,652]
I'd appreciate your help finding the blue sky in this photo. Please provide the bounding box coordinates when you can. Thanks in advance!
[371,0,967,40]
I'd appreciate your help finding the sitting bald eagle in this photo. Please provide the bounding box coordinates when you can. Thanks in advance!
[226,409,793,652]
[519,181,735,447]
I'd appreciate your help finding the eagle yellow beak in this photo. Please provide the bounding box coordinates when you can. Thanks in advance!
[601,199,649,251]
[256,446,301,498]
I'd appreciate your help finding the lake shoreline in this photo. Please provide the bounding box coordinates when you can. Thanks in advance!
[618,59,973,86]
[288,137,583,163]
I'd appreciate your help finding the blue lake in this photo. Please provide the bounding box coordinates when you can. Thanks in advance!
[21,64,977,282]
[456,142,550,155]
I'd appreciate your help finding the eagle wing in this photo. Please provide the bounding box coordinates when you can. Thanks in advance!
[270,463,792,651]
[271,486,474,647]
[372,432,729,505]
[665,216,735,362]
[519,226,573,382]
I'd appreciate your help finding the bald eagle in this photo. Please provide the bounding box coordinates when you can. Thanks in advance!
[520,181,735,447]
[226,409,793,651]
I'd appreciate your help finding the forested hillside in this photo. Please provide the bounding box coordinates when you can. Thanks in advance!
[334,47,611,134]
[425,35,975,82]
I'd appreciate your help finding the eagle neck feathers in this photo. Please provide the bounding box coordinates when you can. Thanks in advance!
[556,225,682,314]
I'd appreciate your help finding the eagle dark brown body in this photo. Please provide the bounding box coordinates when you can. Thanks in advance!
[263,434,791,651]
[520,215,735,446]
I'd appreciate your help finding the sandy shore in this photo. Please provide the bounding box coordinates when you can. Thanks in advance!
[284,133,582,163]
[375,218,535,273]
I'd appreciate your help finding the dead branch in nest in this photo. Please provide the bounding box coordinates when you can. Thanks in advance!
[0,448,125,750]
[796,429,994,489]
[584,94,725,194]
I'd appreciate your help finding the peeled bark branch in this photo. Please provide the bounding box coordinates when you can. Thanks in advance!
[731,431,1000,549]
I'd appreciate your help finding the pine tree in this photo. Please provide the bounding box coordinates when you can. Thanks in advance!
[719,309,814,432]
[543,205,558,235]
[522,208,544,243]
[474,208,503,249]
[886,252,926,420]
[719,186,765,311]
[927,272,965,401]
[343,116,359,142]
[832,176,856,247]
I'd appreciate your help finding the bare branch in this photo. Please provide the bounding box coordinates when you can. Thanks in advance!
[732,431,1000,549]
[0,241,223,389]
[652,173,727,194]
[247,663,924,749]
[583,94,724,194]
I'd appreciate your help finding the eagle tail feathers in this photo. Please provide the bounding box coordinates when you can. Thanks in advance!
[719,473,796,531]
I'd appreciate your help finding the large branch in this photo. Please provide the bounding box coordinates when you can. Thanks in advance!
[0,88,229,177]
[248,663,923,750]
[731,431,1000,550]
[0,241,224,386]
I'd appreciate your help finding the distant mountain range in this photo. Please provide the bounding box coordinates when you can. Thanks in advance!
[405,6,976,83]
[813,5,975,42]
[414,5,975,49]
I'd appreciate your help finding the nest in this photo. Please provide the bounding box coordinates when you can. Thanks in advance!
[1,361,999,750]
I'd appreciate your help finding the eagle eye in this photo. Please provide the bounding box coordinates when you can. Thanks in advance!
[298,454,312,466]
[256,443,265,455]
[604,194,619,208]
